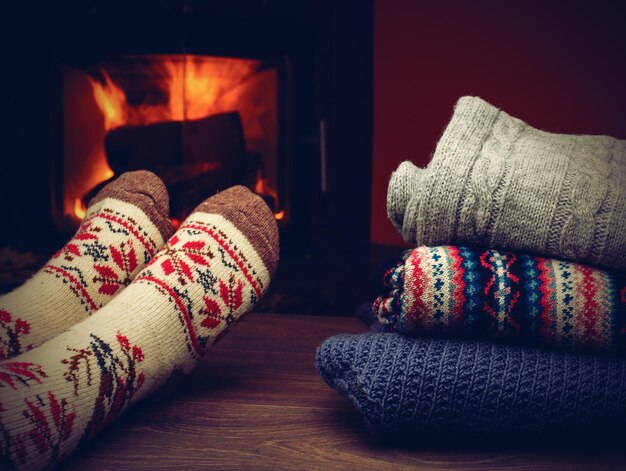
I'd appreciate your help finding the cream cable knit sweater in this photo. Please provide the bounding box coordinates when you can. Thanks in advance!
[387,96,626,270]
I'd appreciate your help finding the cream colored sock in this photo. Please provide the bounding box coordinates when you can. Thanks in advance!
[0,171,173,359]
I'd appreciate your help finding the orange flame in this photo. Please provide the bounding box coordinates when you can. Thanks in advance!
[254,168,284,220]
[87,56,260,129]
[74,198,87,219]
[69,55,280,222]
[91,71,127,131]
[71,166,115,220]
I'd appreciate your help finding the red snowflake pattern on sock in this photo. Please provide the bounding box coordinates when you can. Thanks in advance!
[42,207,162,314]
[136,218,265,357]
[158,234,214,285]
[92,241,139,295]
[53,220,100,261]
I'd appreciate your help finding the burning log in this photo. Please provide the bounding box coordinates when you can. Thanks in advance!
[105,111,245,180]
[103,112,247,216]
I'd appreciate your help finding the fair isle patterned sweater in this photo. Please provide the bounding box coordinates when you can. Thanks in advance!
[373,246,626,353]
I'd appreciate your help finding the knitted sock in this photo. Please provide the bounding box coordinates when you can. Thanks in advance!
[0,171,172,359]
[387,96,626,270]
[0,186,278,470]
[316,333,626,441]
[373,245,626,353]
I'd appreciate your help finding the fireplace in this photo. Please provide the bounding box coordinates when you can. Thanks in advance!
[62,54,286,225]
[0,1,374,315]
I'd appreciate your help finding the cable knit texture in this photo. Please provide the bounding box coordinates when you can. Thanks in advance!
[387,96,626,270]
[373,245,626,353]
[316,333,626,439]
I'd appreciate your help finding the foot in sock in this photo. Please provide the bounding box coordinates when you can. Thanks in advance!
[0,186,279,470]
[387,96,626,270]
[0,171,173,359]
[317,333,626,441]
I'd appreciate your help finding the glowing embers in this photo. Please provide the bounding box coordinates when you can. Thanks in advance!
[63,55,281,222]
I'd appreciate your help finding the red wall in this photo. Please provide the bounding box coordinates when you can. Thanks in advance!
[372,0,626,246]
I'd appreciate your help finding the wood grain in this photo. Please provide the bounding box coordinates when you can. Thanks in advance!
[63,313,626,470]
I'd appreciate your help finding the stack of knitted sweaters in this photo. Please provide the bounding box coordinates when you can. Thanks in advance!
[316,96,626,442]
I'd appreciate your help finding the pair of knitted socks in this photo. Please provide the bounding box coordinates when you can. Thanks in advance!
[317,97,626,441]
[0,172,279,469]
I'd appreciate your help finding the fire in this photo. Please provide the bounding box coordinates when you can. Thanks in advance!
[91,71,127,131]
[71,166,115,220]
[74,198,87,219]
[67,55,282,222]
[86,56,260,129]
[254,168,284,220]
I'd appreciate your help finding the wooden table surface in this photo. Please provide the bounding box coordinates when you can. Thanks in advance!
[64,313,626,470]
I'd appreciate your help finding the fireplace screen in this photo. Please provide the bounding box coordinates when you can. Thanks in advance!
[63,54,284,225]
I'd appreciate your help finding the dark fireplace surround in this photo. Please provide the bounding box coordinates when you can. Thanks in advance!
[0,1,373,315]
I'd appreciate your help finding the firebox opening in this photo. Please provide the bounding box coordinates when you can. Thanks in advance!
[63,54,284,225]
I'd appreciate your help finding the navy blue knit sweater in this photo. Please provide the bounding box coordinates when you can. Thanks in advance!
[316,333,626,440]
